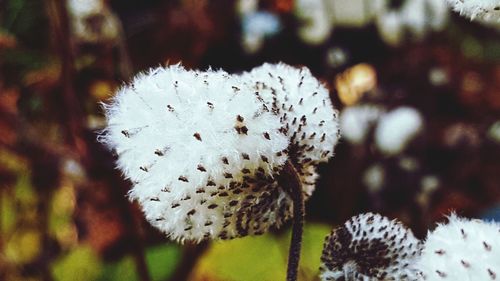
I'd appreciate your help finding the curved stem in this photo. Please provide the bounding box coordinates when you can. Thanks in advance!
[281,160,305,281]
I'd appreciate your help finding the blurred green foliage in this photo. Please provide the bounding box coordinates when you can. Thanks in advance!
[192,223,331,281]
[52,246,102,281]
[0,0,499,280]
[99,255,139,281]
[51,244,181,281]
[145,244,181,281]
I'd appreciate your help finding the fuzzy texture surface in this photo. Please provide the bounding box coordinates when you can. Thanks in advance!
[375,107,423,156]
[340,104,384,145]
[446,0,500,23]
[320,213,423,281]
[417,214,500,281]
[102,65,291,242]
[102,63,339,242]
[241,63,340,197]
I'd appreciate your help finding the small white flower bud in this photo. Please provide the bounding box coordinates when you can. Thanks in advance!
[68,0,120,44]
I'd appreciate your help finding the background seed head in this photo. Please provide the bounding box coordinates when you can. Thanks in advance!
[417,213,500,281]
[446,0,500,23]
[374,106,423,156]
[320,212,423,281]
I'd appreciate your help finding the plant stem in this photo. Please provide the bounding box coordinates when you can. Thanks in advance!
[281,160,305,281]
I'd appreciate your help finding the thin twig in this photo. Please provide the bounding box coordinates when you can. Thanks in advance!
[280,160,305,281]
[46,0,84,151]
[114,13,133,80]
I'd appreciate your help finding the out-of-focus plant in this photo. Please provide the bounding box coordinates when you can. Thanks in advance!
[320,213,422,280]
[446,0,500,29]
[320,212,500,281]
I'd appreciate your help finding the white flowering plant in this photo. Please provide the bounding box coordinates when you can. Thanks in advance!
[320,212,500,281]
[101,62,340,281]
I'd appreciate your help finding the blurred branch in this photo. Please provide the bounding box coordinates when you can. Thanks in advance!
[168,241,208,281]
[115,18,133,79]
[46,0,85,154]
[111,188,151,281]
[45,2,150,281]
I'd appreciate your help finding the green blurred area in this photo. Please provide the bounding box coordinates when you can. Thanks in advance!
[1,0,499,280]
[192,223,331,281]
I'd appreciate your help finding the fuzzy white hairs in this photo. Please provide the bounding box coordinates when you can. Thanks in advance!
[417,213,500,281]
[101,63,340,243]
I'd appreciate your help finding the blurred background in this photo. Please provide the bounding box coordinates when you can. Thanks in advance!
[0,0,499,280]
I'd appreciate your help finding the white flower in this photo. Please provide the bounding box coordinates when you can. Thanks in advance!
[326,0,386,27]
[102,63,340,243]
[294,0,386,45]
[294,0,333,45]
[294,0,449,46]
[102,65,292,242]
[320,213,423,281]
[340,104,384,145]
[376,10,405,46]
[376,0,449,46]
[446,0,500,23]
[241,11,281,53]
[374,107,423,156]
[67,0,120,44]
[236,0,258,15]
[241,63,341,194]
[417,213,500,280]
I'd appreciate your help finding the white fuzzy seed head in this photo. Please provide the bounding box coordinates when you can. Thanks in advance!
[241,62,340,196]
[320,212,423,281]
[375,106,423,156]
[68,0,120,43]
[340,104,384,145]
[417,213,500,281]
[446,0,500,23]
[376,0,449,47]
[241,11,281,54]
[102,65,296,242]
[294,0,334,45]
